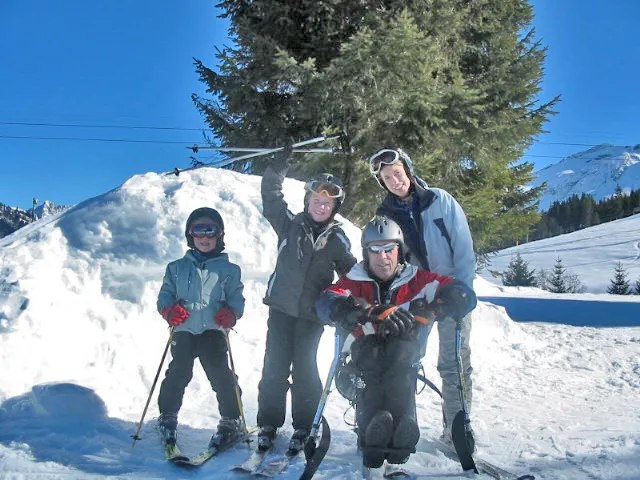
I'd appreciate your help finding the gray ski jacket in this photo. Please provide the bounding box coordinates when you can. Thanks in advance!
[261,166,357,322]
[157,250,245,334]
[377,177,476,290]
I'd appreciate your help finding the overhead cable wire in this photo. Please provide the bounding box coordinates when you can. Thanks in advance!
[0,121,205,132]
[0,134,195,145]
[1,120,636,149]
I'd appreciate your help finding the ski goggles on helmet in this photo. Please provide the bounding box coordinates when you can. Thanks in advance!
[189,224,220,238]
[366,242,399,253]
[368,148,410,175]
[304,180,344,199]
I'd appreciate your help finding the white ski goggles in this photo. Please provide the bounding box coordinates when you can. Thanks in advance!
[368,148,410,175]
[366,242,398,254]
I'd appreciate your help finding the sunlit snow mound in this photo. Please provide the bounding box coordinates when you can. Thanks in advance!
[0,168,533,429]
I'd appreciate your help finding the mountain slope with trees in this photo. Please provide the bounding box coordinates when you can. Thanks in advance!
[531,144,640,211]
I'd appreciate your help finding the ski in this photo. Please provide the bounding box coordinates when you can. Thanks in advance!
[383,462,415,478]
[474,458,535,480]
[253,449,301,477]
[432,437,535,480]
[164,443,190,463]
[232,447,300,477]
[170,425,258,468]
[232,448,270,473]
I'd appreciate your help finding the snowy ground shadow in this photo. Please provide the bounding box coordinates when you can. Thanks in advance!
[479,297,640,327]
[0,382,193,477]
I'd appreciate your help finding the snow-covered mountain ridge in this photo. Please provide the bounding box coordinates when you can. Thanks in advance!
[0,200,68,239]
[531,143,640,211]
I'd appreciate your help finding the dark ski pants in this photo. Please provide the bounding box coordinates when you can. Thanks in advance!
[352,334,421,440]
[257,309,324,431]
[158,329,240,420]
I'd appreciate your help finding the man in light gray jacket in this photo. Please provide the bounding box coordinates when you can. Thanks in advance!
[156,207,245,450]
[369,146,476,448]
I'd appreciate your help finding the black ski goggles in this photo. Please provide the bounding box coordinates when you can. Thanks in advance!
[304,180,344,199]
[368,148,410,175]
[189,224,221,238]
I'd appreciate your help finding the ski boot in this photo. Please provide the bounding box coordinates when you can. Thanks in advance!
[209,417,243,449]
[158,413,178,446]
[362,410,393,468]
[287,428,309,455]
[387,415,420,464]
[257,425,277,452]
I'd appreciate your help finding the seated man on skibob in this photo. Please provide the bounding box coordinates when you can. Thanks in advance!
[316,215,476,469]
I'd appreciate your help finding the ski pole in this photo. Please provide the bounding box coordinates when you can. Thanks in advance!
[188,146,339,154]
[299,333,342,480]
[131,326,176,447]
[309,333,341,441]
[171,132,344,175]
[224,329,250,444]
[451,316,477,472]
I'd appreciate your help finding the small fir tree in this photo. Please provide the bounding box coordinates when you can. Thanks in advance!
[502,253,537,287]
[536,268,549,290]
[564,272,587,294]
[634,278,640,295]
[607,262,631,295]
[548,257,567,293]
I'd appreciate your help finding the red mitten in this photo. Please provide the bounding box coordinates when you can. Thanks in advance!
[215,307,237,329]
[161,304,190,326]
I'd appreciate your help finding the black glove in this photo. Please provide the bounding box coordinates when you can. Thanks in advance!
[369,305,415,338]
[436,281,476,321]
[271,139,294,173]
[333,296,370,332]
[408,298,439,323]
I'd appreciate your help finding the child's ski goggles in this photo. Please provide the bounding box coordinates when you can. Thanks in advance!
[366,242,398,253]
[368,148,410,175]
[304,180,344,199]
[189,224,220,238]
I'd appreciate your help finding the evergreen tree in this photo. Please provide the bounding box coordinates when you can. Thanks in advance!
[536,268,549,290]
[607,261,631,295]
[634,278,640,295]
[193,0,558,253]
[548,257,567,293]
[537,262,586,293]
[502,253,536,287]
[564,272,587,294]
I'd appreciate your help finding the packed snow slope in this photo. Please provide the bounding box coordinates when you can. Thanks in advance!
[482,212,640,294]
[0,168,639,479]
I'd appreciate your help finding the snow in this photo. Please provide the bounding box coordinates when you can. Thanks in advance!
[1,167,639,479]
[531,144,640,211]
[481,213,640,294]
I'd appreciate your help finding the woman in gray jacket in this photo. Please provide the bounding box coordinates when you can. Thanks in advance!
[156,207,245,450]
[256,157,356,454]
[369,146,476,448]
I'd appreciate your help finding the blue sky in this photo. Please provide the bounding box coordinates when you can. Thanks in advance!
[1,1,639,211]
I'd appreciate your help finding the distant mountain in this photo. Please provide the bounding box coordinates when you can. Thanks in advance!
[531,144,640,211]
[0,200,68,239]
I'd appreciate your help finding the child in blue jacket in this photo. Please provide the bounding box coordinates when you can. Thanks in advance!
[156,207,245,449]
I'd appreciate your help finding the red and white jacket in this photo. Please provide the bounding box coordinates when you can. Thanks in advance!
[316,261,456,354]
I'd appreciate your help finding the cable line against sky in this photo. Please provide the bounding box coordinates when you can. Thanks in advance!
[1,120,637,149]
[0,134,573,160]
